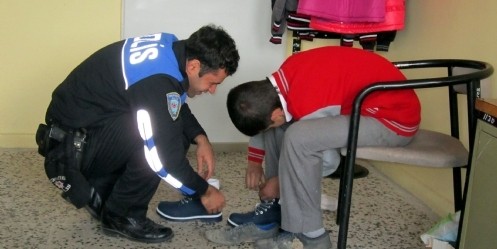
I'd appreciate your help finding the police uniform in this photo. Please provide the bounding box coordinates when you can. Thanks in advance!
[43,33,210,219]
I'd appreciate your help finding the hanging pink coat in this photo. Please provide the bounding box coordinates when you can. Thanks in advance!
[308,0,405,34]
[297,0,386,23]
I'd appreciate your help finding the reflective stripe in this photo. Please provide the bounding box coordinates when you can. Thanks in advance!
[137,109,195,195]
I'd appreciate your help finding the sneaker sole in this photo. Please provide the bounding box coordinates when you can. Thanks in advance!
[156,207,222,223]
[101,226,174,243]
[227,218,240,227]
[227,218,280,229]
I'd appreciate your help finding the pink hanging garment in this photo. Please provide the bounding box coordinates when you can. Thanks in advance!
[297,0,386,23]
[309,0,405,34]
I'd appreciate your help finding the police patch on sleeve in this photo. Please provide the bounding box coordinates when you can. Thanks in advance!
[166,92,181,121]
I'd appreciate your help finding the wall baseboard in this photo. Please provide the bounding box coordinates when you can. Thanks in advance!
[1,137,249,153]
[0,134,37,148]
[373,161,454,217]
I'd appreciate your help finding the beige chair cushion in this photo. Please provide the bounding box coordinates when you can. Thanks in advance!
[340,129,468,168]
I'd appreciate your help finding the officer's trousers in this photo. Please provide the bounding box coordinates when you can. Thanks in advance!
[81,114,163,218]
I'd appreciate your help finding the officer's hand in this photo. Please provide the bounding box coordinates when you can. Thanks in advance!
[259,176,280,201]
[246,161,265,190]
[200,185,225,214]
[194,134,215,179]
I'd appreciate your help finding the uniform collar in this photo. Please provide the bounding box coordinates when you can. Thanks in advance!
[173,40,189,91]
[268,75,292,122]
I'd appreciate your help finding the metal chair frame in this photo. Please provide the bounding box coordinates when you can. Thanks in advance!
[336,59,494,249]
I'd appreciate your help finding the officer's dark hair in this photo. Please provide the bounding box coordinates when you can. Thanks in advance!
[185,24,240,77]
[226,79,281,136]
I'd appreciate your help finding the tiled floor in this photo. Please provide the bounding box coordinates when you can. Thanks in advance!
[0,149,438,248]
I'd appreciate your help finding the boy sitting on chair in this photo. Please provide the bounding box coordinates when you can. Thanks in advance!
[206,46,421,248]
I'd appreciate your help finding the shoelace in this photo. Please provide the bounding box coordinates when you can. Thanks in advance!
[254,199,276,215]
[179,197,194,204]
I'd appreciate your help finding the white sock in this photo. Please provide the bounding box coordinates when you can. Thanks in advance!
[303,228,325,238]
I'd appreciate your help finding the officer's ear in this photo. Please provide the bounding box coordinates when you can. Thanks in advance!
[185,59,201,76]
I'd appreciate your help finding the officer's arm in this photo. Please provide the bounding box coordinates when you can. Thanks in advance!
[127,75,209,197]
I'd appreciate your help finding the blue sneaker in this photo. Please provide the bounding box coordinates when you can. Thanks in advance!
[228,199,281,227]
[156,197,222,223]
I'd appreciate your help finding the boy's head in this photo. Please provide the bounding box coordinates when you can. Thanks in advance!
[226,79,283,136]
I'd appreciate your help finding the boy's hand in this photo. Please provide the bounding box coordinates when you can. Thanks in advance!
[246,161,265,190]
[259,176,279,200]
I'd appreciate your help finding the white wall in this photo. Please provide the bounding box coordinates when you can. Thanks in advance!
[123,0,287,143]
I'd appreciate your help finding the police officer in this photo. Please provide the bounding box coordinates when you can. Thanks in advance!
[39,24,239,243]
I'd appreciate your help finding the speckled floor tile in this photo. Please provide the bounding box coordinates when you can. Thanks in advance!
[0,149,438,248]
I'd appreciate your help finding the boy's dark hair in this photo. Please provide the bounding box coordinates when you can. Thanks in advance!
[226,79,281,136]
[186,24,240,77]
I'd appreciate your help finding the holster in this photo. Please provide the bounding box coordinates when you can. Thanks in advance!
[36,123,92,208]
[36,123,66,157]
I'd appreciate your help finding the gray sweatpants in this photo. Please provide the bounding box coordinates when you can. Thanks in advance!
[261,115,412,233]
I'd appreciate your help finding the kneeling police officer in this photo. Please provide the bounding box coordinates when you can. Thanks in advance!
[36,25,239,243]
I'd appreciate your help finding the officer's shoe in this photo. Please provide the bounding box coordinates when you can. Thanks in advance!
[156,197,222,223]
[101,207,173,243]
[228,198,281,227]
[85,187,103,220]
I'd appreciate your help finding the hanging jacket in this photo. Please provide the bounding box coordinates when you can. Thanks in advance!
[298,0,386,23]
[309,0,405,34]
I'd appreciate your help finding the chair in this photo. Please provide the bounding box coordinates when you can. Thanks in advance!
[336,59,494,249]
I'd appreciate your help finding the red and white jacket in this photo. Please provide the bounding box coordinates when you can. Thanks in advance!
[248,46,420,164]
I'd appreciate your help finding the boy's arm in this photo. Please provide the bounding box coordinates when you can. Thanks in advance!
[246,134,265,190]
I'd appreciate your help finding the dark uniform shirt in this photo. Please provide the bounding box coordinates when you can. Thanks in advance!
[46,34,209,197]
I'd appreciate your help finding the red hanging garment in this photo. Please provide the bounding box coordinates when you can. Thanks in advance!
[297,0,386,23]
[308,0,405,34]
